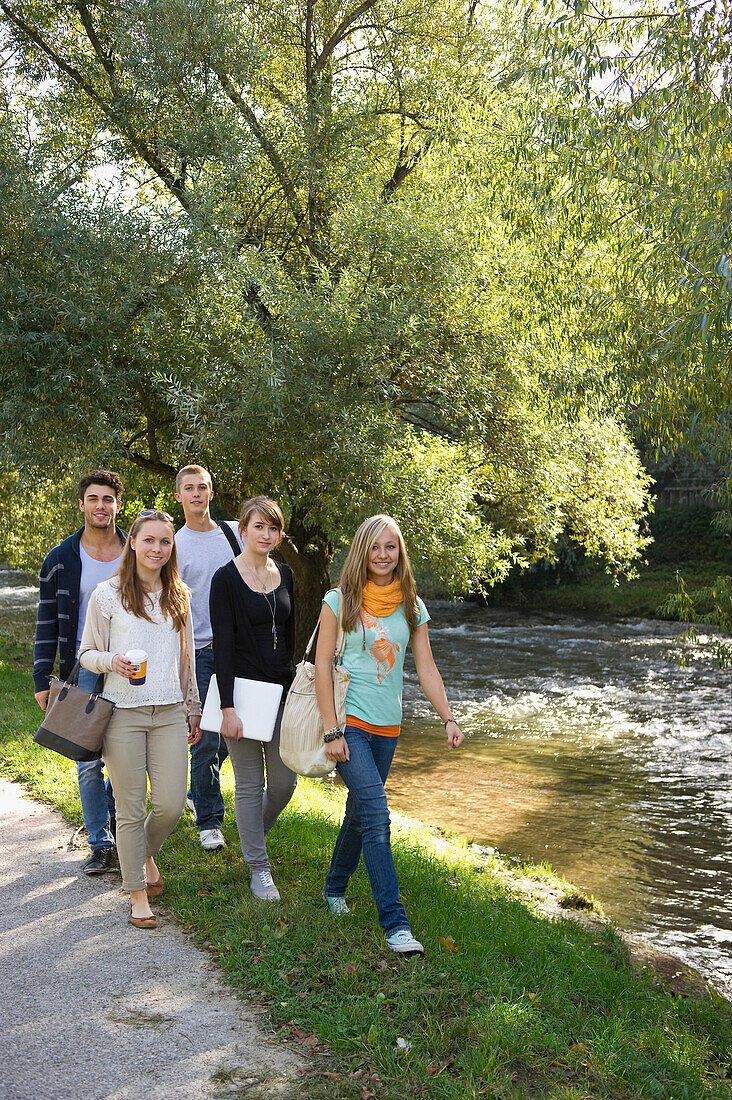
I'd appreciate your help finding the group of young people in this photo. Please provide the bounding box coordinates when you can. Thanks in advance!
[34,465,463,954]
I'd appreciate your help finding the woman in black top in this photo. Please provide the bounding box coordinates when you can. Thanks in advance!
[209,496,296,900]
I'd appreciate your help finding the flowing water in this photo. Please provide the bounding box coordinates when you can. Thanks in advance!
[392,602,732,995]
[2,570,731,994]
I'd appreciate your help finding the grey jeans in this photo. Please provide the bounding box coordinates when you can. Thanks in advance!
[226,704,296,871]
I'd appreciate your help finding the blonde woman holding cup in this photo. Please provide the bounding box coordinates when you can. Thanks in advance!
[80,510,201,928]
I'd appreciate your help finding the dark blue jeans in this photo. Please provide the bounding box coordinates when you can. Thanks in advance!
[189,645,229,832]
[325,725,409,935]
[77,666,115,850]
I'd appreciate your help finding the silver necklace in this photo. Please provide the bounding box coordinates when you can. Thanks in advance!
[242,562,278,650]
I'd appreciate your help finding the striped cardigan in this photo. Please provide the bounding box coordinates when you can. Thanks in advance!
[32,526,127,693]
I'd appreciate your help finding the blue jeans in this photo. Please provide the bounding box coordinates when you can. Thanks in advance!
[325,726,409,935]
[77,666,115,850]
[189,646,229,832]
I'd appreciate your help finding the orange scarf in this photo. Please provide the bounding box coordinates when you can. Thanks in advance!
[362,579,403,618]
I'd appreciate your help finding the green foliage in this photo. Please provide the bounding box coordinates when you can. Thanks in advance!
[649,506,732,565]
[660,573,732,668]
[0,0,652,604]
[511,0,731,511]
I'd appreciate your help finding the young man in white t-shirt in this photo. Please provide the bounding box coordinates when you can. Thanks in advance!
[33,471,126,874]
[174,465,242,850]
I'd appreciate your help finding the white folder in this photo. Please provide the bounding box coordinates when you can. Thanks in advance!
[200,674,283,741]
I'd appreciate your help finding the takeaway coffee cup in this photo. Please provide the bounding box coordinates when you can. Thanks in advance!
[125,649,148,686]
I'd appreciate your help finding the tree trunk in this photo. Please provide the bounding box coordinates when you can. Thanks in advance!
[276,509,333,657]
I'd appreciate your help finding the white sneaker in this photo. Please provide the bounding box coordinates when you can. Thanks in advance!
[386,928,424,956]
[250,868,280,901]
[199,828,226,850]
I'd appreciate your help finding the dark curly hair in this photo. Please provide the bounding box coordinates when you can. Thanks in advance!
[77,469,124,501]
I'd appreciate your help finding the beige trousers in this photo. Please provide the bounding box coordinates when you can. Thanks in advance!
[102,702,189,892]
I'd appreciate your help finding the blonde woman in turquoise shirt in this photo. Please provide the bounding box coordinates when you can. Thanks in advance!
[314,514,464,956]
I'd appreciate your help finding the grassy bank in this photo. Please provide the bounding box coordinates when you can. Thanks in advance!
[485,505,731,620]
[497,563,728,620]
[1,662,731,1099]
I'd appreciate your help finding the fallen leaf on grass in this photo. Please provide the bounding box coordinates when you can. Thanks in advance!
[346,963,356,974]
[438,935,461,954]
[323,1072,342,1081]
[361,1089,375,1100]
[527,991,536,999]
[197,889,211,896]
[427,1058,455,1077]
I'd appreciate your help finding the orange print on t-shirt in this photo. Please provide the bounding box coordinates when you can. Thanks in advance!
[361,612,400,683]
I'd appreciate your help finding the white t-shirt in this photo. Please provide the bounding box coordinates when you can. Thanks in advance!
[77,542,124,651]
[175,521,242,648]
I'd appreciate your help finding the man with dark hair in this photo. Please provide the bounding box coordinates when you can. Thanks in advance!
[33,470,127,873]
[175,464,242,850]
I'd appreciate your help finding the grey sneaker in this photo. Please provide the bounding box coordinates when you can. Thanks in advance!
[250,868,280,901]
[199,827,226,850]
[386,928,424,956]
[323,890,350,915]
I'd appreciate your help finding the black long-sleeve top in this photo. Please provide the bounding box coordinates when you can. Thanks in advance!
[209,559,296,709]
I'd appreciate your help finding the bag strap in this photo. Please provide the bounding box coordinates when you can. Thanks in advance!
[304,588,346,660]
[334,590,347,662]
[65,652,105,698]
[216,519,240,557]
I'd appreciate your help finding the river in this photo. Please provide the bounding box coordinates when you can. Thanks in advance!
[2,571,731,994]
[393,601,732,996]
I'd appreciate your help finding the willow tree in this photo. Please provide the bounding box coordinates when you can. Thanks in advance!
[504,0,731,635]
[512,0,731,499]
[0,0,651,632]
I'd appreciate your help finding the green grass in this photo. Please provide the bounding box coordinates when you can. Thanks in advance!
[2,661,731,1099]
[509,564,729,620]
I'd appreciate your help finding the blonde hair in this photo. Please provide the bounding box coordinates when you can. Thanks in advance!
[238,496,285,545]
[338,514,419,633]
[117,511,189,632]
[175,464,212,492]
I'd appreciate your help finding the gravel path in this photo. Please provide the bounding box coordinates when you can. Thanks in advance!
[0,776,304,1100]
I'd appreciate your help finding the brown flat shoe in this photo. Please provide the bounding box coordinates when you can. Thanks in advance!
[146,874,164,897]
[129,904,157,929]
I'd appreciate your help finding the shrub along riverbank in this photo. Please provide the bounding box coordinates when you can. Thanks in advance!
[1,660,730,1099]
[486,506,732,620]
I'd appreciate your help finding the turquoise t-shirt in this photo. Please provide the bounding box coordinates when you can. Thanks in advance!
[322,589,431,728]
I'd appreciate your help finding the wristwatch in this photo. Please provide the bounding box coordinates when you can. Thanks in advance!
[323,726,344,743]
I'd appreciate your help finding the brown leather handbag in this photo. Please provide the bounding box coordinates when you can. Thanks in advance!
[33,656,115,762]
